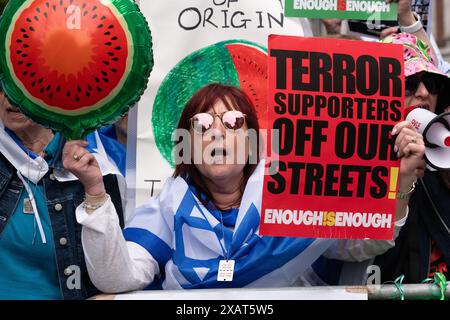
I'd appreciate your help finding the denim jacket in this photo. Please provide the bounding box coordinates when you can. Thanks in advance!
[0,138,124,300]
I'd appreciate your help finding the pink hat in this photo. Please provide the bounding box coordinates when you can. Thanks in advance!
[382,33,450,113]
[382,33,446,77]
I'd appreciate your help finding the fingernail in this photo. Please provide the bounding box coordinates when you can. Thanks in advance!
[394,145,398,152]
[391,128,397,135]
[397,151,400,158]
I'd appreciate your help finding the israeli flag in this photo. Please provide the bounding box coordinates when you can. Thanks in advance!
[124,161,334,289]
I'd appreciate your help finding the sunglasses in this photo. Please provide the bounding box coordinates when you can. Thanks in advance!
[190,110,246,134]
[405,73,443,96]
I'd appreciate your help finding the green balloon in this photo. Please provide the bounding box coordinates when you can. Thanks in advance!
[0,0,8,15]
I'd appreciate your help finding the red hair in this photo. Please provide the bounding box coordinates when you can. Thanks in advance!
[173,83,261,207]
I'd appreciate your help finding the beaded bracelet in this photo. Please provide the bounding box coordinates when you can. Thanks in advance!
[83,194,109,211]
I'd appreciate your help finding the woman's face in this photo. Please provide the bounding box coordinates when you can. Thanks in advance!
[404,72,439,113]
[0,91,37,132]
[191,98,249,184]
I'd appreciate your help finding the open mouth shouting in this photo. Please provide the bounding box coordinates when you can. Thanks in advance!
[207,146,232,165]
[210,147,228,158]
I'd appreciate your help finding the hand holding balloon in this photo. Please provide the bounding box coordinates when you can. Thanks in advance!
[62,140,105,197]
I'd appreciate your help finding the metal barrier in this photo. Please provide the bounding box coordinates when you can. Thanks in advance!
[368,284,450,300]
[93,284,449,300]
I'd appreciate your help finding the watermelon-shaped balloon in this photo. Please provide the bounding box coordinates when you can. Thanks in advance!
[0,0,153,139]
[152,40,268,167]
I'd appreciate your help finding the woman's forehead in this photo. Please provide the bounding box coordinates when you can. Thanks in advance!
[209,97,237,113]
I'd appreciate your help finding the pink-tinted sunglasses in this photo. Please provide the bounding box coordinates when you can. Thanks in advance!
[190,110,246,134]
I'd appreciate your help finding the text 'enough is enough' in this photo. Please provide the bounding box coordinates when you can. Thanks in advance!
[264,209,393,228]
[294,0,391,13]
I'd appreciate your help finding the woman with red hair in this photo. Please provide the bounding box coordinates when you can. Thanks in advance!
[63,83,424,292]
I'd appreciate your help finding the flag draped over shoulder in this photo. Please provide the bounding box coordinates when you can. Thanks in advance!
[124,161,334,289]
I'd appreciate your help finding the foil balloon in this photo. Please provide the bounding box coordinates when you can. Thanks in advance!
[0,0,7,15]
[152,40,268,167]
[0,0,153,139]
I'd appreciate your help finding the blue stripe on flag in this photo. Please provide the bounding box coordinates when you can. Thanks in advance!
[84,132,98,153]
[123,227,172,274]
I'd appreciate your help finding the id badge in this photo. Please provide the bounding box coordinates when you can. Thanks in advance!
[217,260,235,282]
[23,198,34,214]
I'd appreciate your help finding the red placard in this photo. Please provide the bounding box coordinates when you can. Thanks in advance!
[261,35,404,240]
